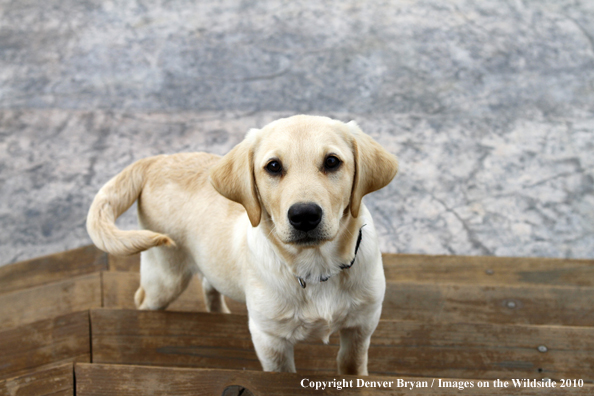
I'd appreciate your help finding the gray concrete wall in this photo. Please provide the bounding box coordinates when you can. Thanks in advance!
[1,0,593,264]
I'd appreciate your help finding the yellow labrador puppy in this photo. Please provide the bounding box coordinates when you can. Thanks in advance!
[87,115,398,374]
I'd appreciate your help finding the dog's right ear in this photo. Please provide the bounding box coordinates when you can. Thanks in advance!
[209,130,261,227]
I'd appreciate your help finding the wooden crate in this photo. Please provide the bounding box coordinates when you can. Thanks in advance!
[89,308,594,381]
[0,245,592,395]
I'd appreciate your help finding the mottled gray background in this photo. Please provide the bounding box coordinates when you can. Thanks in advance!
[1,0,593,265]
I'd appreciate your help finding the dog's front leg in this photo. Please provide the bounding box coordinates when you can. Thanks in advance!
[249,320,296,372]
[337,326,374,375]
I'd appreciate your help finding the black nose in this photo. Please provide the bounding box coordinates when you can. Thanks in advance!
[288,203,323,232]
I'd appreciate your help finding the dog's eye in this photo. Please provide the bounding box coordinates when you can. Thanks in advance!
[266,160,282,174]
[324,155,341,170]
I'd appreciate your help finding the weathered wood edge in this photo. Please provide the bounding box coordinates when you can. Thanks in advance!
[89,309,594,382]
[0,245,107,294]
[0,363,73,396]
[0,273,102,330]
[0,311,91,380]
[75,363,594,396]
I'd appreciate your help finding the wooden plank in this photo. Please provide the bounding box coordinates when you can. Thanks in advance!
[90,309,259,370]
[351,320,594,381]
[101,272,594,326]
[0,363,73,396]
[100,272,594,326]
[0,311,90,380]
[0,245,106,294]
[102,271,205,312]
[108,253,140,272]
[90,309,594,382]
[111,251,594,287]
[383,282,594,326]
[383,254,594,287]
[75,364,593,396]
[74,363,398,396]
[104,252,593,326]
[102,271,247,314]
[0,273,102,330]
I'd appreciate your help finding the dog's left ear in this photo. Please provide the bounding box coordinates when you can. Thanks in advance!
[348,121,399,218]
[209,130,261,227]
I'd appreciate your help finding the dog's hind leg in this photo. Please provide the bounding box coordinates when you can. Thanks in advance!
[134,246,193,310]
[201,278,231,313]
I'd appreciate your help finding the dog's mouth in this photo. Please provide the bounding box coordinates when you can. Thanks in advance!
[292,236,322,246]
[287,230,329,246]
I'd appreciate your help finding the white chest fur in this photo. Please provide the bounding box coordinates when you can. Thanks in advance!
[244,223,385,344]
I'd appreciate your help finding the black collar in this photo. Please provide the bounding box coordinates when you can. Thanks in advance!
[297,225,366,289]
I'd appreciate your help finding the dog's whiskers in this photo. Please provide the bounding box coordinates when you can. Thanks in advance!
[343,226,354,239]
[267,224,277,238]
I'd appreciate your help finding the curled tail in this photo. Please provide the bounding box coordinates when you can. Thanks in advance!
[86,157,175,256]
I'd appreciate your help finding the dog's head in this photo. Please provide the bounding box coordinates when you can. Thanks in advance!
[210,115,398,246]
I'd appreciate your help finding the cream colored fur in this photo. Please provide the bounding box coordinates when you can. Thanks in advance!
[87,115,398,374]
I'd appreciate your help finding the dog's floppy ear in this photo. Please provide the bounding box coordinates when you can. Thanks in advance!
[209,130,261,227]
[348,121,399,218]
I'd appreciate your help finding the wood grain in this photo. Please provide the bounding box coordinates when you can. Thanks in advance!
[106,250,594,289]
[102,271,248,314]
[74,363,396,396]
[361,320,594,381]
[0,363,73,396]
[90,309,259,371]
[108,253,140,272]
[383,254,594,287]
[75,363,593,396]
[0,311,90,380]
[102,250,594,327]
[90,309,594,381]
[0,245,106,294]
[0,273,102,330]
[101,272,594,326]
[382,281,594,326]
